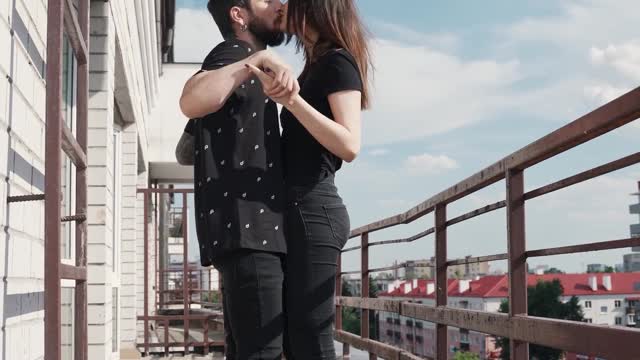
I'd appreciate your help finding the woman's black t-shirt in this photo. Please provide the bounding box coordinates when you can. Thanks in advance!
[280,49,363,186]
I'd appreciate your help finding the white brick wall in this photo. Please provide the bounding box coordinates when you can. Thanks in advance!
[0,0,162,357]
[86,1,117,358]
[0,0,47,359]
[119,125,138,346]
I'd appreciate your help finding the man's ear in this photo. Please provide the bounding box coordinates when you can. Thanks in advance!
[229,6,248,29]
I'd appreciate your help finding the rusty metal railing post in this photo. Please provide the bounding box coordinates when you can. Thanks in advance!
[335,255,342,325]
[507,169,528,360]
[336,251,350,358]
[143,191,150,356]
[204,316,210,355]
[154,182,159,311]
[435,203,448,360]
[74,1,89,359]
[360,232,376,359]
[182,193,190,353]
[44,1,64,359]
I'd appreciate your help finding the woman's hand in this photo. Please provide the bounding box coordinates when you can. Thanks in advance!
[247,50,300,105]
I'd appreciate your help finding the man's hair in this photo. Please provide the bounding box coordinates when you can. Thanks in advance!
[207,0,251,39]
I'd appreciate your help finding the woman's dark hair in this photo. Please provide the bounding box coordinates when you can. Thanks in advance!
[286,0,372,109]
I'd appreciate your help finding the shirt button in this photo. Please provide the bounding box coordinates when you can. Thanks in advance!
[294,202,298,206]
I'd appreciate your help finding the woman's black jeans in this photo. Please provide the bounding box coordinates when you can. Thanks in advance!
[283,174,350,359]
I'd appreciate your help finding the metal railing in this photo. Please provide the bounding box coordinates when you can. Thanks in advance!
[137,188,224,356]
[334,86,640,359]
[9,0,92,359]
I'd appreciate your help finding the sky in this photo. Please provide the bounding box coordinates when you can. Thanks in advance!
[174,0,640,274]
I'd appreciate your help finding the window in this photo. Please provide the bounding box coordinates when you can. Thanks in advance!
[600,306,608,314]
[584,318,593,323]
[415,335,423,344]
[406,319,414,327]
[406,333,414,341]
[386,329,392,337]
[60,34,77,260]
[460,329,470,343]
[615,317,622,325]
[585,301,592,308]
[416,321,423,329]
[394,331,401,340]
[615,300,621,308]
[386,317,392,324]
[394,318,400,325]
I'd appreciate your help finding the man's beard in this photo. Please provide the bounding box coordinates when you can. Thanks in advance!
[248,17,285,47]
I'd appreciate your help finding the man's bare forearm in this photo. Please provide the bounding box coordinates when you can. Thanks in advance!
[175,131,195,166]
[179,53,264,119]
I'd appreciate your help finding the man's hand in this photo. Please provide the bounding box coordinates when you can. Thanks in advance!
[246,63,300,106]
[249,51,300,105]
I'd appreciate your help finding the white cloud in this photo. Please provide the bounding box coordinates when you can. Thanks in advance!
[589,42,640,81]
[373,21,459,51]
[364,38,521,145]
[404,153,458,176]
[583,84,628,106]
[369,148,389,156]
[505,0,638,48]
[584,40,640,126]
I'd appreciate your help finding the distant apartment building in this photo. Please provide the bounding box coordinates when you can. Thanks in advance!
[587,264,607,273]
[378,273,640,359]
[401,257,490,280]
[624,253,640,272]
[631,181,640,251]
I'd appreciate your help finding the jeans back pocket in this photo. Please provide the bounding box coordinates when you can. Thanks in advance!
[322,204,350,249]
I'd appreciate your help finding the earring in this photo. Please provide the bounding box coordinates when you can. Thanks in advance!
[241,24,248,32]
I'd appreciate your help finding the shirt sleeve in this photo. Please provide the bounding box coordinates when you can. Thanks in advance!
[184,119,196,135]
[200,41,248,72]
[321,50,364,97]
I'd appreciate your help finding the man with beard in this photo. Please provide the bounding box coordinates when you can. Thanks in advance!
[179,1,299,358]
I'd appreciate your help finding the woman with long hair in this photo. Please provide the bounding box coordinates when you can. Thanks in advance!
[247,0,372,357]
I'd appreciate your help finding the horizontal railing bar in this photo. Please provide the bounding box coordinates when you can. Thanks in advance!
[137,188,194,194]
[61,214,86,222]
[369,228,435,248]
[340,270,361,275]
[337,296,401,312]
[525,152,640,201]
[335,298,640,360]
[63,0,88,65]
[446,200,506,227]
[446,253,508,266]
[341,245,361,253]
[137,315,221,321]
[526,237,640,258]
[60,264,86,281]
[350,87,640,238]
[7,194,45,203]
[335,330,429,360]
[369,263,416,274]
[61,122,87,170]
[137,341,225,348]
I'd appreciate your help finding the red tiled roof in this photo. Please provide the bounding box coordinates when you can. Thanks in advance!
[379,273,640,298]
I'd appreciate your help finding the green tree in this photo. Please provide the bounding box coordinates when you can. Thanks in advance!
[453,352,480,360]
[496,279,584,360]
[604,266,614,273]
[340,276,381,337]
[544,267,564,274]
